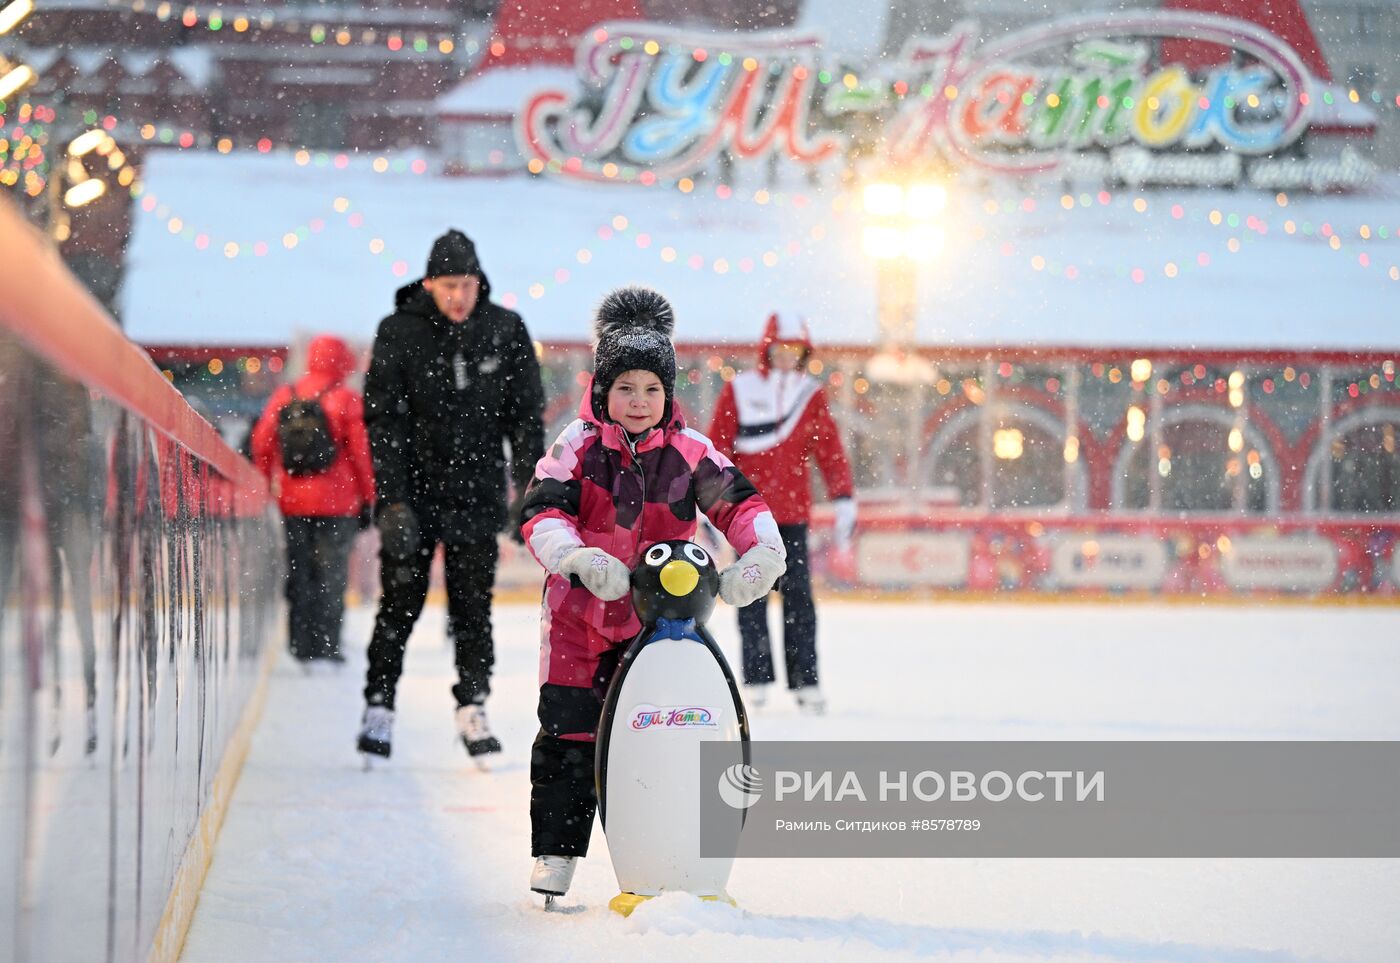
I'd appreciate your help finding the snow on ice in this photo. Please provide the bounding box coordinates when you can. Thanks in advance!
[180,601,1400,963]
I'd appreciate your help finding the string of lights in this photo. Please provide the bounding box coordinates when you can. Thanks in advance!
[28,8,1400,111]
[89,0,464,54]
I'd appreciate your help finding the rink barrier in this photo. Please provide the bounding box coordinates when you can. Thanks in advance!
[814,513,1400,599]
[482,508,1400,602]
[0,197,282,963]
[147,641,275,963]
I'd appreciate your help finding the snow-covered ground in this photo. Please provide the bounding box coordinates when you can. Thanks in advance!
[181,601,1400,963]
[121,151,1400,350]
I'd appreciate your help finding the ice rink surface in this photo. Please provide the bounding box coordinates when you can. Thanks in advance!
[180,601,1400,963]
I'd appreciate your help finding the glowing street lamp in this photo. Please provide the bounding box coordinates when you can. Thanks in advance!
[904,183,948,219]
[860,176,949,355]
[0,0,33,35]
[861,225,903,260]
[0,60,35,100]
[67,128,112,158]
[861,182,904,217]
[63,177,105,208]
[904,224,946,261]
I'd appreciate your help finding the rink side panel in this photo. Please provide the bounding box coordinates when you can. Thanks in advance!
[0,198,283,963]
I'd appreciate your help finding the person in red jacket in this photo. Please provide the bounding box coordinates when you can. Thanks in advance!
[708,313,856,714]
[252,335,376,665]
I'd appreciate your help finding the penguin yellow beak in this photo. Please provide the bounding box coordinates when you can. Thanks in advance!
[659,559,699,597]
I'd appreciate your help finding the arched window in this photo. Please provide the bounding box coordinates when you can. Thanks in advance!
[1114,405,1277,512]
[1305,408,1400,513]
[924,401,1085,510]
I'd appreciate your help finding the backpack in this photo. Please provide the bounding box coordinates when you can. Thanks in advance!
[277,388,338,476]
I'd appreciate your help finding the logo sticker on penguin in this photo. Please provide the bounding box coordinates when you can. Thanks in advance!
[629,704,720,730]
[718,763,765,810]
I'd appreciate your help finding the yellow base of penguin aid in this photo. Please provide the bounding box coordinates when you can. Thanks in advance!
[608,891,737,917]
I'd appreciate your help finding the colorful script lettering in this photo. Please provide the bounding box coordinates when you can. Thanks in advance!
[629,705,718,730]
[887,12,1312,173]
[518,12,1314,182]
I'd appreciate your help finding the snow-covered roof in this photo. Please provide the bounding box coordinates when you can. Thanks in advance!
[119,50,160,75]
[120,150,1400,351]
[68,48,109,74]
[167,47,215,88]
[19,44,214,87]
[795,0,891,60]
[1310,82,1380,128]
[436,67,580,117]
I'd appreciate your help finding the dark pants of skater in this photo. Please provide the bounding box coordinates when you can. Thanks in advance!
[738,523,817,689]
[363,532,499,710]
[530,732,599,857]
[529,653,624,856]
[284,515,358,662]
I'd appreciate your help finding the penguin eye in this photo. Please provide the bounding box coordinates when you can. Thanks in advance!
[683,544,710,567]
[645,544,672,566]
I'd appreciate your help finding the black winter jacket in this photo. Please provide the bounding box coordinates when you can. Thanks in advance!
[364,274,545,540]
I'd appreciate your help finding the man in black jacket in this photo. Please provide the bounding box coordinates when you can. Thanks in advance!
[357,229,545,764]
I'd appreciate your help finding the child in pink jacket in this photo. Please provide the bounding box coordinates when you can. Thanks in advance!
[519,287,785,900]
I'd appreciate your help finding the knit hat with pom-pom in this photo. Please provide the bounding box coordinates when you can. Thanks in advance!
[591,286,677,418]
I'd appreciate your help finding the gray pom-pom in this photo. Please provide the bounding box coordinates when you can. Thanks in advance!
[594,286,675,345]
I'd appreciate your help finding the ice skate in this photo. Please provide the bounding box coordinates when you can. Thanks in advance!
[795,685,826,716]
[744,682,771,710]
[530,855,577,909]
[456,702,501,768]
[357,705,394,767]
[85,704,98,757]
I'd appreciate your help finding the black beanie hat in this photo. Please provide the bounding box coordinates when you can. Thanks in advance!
[425,228,481,278]
[591,286,677,419]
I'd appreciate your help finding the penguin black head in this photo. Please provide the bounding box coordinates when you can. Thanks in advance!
[630,540,719,626]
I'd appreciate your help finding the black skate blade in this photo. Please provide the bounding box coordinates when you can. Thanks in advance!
[463,735,502,758]
[358,737,391,759]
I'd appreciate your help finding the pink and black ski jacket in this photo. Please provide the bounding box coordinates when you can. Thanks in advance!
[520,381,783,650]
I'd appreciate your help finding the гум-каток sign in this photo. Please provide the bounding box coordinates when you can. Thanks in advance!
[518,12,1371,191]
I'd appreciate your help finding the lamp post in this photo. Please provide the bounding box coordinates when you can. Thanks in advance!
[1,0,122,240]
[859,178,945,493]
[49,124,122,241]
[861,180,947,359]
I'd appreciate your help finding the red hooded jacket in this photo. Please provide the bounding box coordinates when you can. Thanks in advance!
[251,335,375,517]
[707,314,854,525]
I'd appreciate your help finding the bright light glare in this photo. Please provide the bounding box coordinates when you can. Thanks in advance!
[68,128,110,157]
[862,225,904,260]
[1126,405,1146,442]
[905,183,948,219]
[993,428,1024,460]
[905,224,946,260]
[64,177,106,208]
[862,182,903,217]
[0,0,34,35]
[0,63,35,101]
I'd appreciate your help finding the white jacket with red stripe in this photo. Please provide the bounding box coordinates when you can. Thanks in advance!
[707,368,854,526]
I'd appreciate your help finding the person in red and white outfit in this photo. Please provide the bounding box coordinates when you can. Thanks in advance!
[708,313,856,714]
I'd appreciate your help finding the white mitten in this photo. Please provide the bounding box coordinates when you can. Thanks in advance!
[833,497,857,550]
[719,545,787,608]
[559,547,631,601]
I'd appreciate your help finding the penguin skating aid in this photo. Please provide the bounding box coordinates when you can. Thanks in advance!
[595,540,750,916]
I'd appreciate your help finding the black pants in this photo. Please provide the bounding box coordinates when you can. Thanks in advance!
[363,533,499,710]
[530,732,598,857]
[739,523,818,689]
[284,515,358,661]
[529,651,625,856]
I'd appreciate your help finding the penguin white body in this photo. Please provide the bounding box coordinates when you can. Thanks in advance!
[596,624,747,898]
